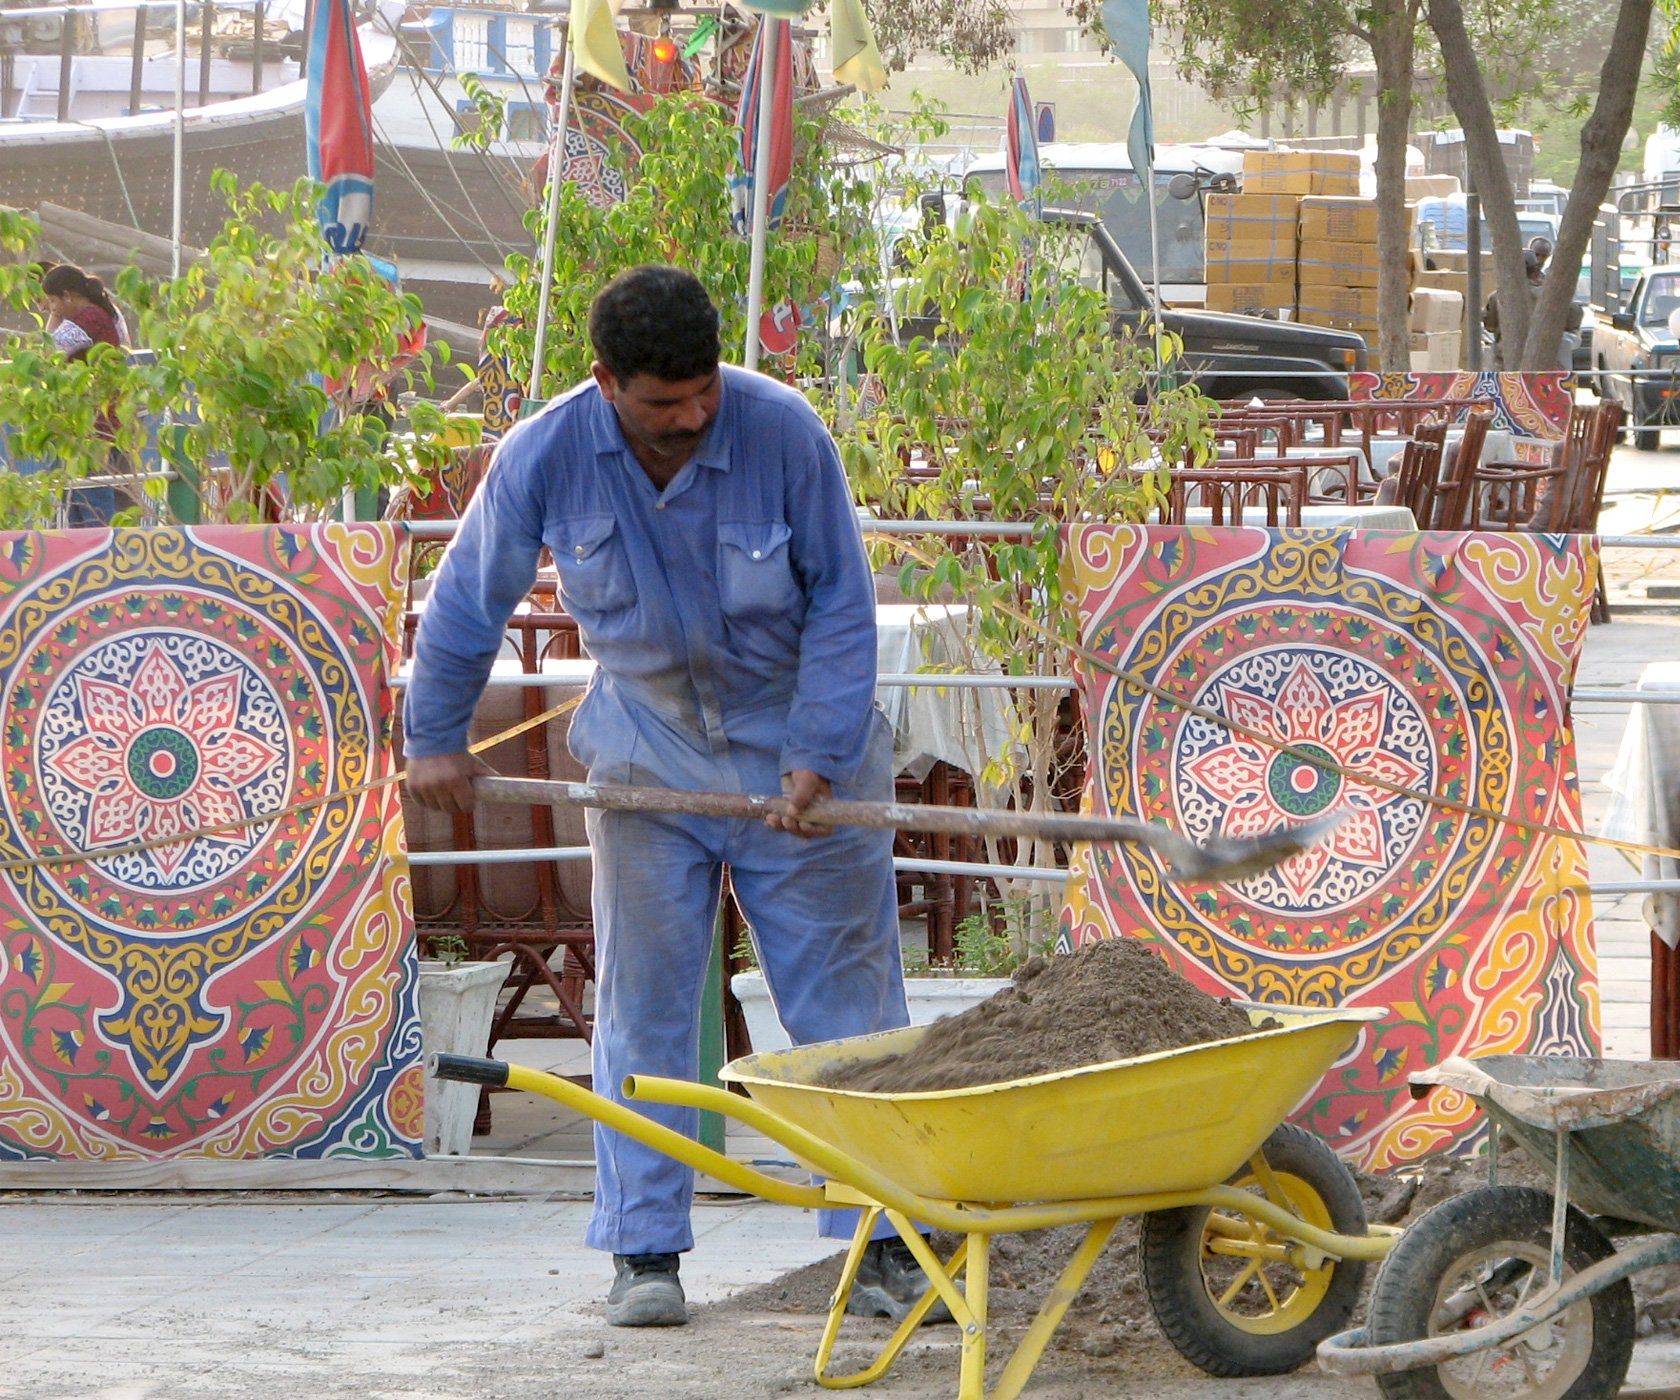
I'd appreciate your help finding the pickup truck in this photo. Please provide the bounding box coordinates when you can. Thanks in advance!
[1594,263,1680,449]
[887,210,1367,401]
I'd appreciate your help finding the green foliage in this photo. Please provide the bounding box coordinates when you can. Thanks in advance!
[839,188,1214,955]
[0,208,148,527]
[452,72,506,152]
[948,899,1059,976]
[499,92,902,393]
[115,173,447,522]
[424,931,472,967]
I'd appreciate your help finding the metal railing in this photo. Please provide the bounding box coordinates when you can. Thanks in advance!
[398,529,1680,891]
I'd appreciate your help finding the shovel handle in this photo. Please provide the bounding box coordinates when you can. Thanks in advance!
[473,775,1148,845]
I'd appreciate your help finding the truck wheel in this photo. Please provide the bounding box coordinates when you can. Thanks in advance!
[1635,426,1660,451]
[1139,1122,1368,1376]
[1365,1185,1633,1400]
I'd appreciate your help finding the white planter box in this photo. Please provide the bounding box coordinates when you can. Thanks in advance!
[417,959,510,1156]
[729,971,1009,1057]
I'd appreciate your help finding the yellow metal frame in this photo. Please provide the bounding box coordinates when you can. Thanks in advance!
[493,1063,1394,1400]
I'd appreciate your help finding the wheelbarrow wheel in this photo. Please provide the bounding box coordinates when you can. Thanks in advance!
[1138,1121,1368,1376]
[1365,1184,1633,1400]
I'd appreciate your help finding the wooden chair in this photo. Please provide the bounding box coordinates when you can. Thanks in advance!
[1382,417,1449,527]
[1163,463,1309,526]
[1428,407,1495,530]
[1460,400,1622,620]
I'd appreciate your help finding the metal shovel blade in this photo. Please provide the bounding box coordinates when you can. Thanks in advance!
[468,777,1345,885]
[1140,811,1349,883]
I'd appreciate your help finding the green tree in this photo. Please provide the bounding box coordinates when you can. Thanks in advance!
[0,209,147,529]
[498,93,904,398]
[842,192,1214,953]
[1429,0,1656,370]
[116,173,455,523]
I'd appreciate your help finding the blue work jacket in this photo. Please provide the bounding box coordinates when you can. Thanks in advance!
[403,366,881,789]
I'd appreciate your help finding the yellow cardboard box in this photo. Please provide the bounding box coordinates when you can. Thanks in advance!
[1205,193,1300,243]
[1297,284,1381,320]
[1205,282,1294,315]
[1405,173,1462,201]
[1298,239,1382,288]
[1298,195,1380,244]
[1243,149,1361,196]
[1204,240,1298,286]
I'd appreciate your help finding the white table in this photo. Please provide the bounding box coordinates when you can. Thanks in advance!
[875,603,1021,781]
[1362,428,1516,483]
[1180,504,1417,529]
[1602,662,1680,952]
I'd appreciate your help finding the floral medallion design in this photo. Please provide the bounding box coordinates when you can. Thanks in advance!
[1060,526,1601,1171]
[0,526,422,1161]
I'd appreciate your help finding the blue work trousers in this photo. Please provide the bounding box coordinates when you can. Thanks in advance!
[582,706,908,1256]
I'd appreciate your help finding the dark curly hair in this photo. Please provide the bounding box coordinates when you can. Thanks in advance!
[589,265,721,383]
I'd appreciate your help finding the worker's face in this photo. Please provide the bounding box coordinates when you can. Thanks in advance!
[592,365,721,463]
[41,290,70,319]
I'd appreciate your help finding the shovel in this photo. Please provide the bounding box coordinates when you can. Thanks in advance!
[471,776,1344,883]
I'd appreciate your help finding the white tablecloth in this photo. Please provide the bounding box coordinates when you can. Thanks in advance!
[875,603,1020,780]
[1180,504,1417,529]
[1362,429,1515,482]
[1602,662,1680,949]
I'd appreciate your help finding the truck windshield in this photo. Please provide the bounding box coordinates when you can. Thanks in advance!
[1640,274,1680,325]
[970,169,1203,286]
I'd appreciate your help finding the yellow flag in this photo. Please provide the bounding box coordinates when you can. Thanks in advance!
[570,0,633,93]
[831,0,886,94]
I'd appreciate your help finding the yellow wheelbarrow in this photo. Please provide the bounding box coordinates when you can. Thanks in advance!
[432,1003,1397,1400]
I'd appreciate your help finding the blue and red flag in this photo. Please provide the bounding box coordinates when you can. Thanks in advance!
[305,0,376,256]
[729,18,793,238]
[1005,74,1041,206]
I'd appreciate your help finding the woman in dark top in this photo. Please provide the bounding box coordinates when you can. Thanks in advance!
[40,263,128,525]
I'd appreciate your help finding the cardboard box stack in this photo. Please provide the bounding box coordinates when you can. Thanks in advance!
[1409,287,1464,369]
[1406,173,1461,201]
[1240,149,1362,197]
[1295,195,1383,341]
[1204,191,1299,314]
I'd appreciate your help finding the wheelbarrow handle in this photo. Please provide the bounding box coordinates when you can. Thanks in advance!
[430,1052,510,1087]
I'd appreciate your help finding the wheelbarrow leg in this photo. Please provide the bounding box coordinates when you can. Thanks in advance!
[989,1218,1120,1400]
[813,1207,979,1392]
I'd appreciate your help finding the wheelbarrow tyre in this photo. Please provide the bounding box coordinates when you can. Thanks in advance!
[1139,1121,1368,1377]
[1365,1184,1633,1400]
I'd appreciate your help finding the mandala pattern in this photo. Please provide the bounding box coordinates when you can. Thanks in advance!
[0,526,422,1161]
[1059,526,1601,1171]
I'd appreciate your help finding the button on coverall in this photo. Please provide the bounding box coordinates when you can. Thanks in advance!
[404,366,910,1252]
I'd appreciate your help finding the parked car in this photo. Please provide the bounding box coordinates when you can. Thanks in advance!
[881,209,1367,401]
[1593,263,1680,448]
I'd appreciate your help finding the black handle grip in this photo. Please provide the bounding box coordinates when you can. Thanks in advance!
[428,1052,510,1087]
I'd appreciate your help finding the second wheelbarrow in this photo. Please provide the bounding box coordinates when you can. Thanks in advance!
[1317,1054,1680,1400]
[434,1001,1395,1400]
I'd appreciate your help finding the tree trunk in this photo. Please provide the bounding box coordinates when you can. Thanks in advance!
[1520,0,1655,370]
[1427,0,1532,368]
[1370,0,1418,373]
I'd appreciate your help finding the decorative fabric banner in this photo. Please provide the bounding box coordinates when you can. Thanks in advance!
[730,17,794,238]
[305,0,376,257]
[1349,371,1573,465]
[1060,526,1601,1172]
[0,526,421,1161]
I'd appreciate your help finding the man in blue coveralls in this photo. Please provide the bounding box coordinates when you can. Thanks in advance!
[403,265,941,1329]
